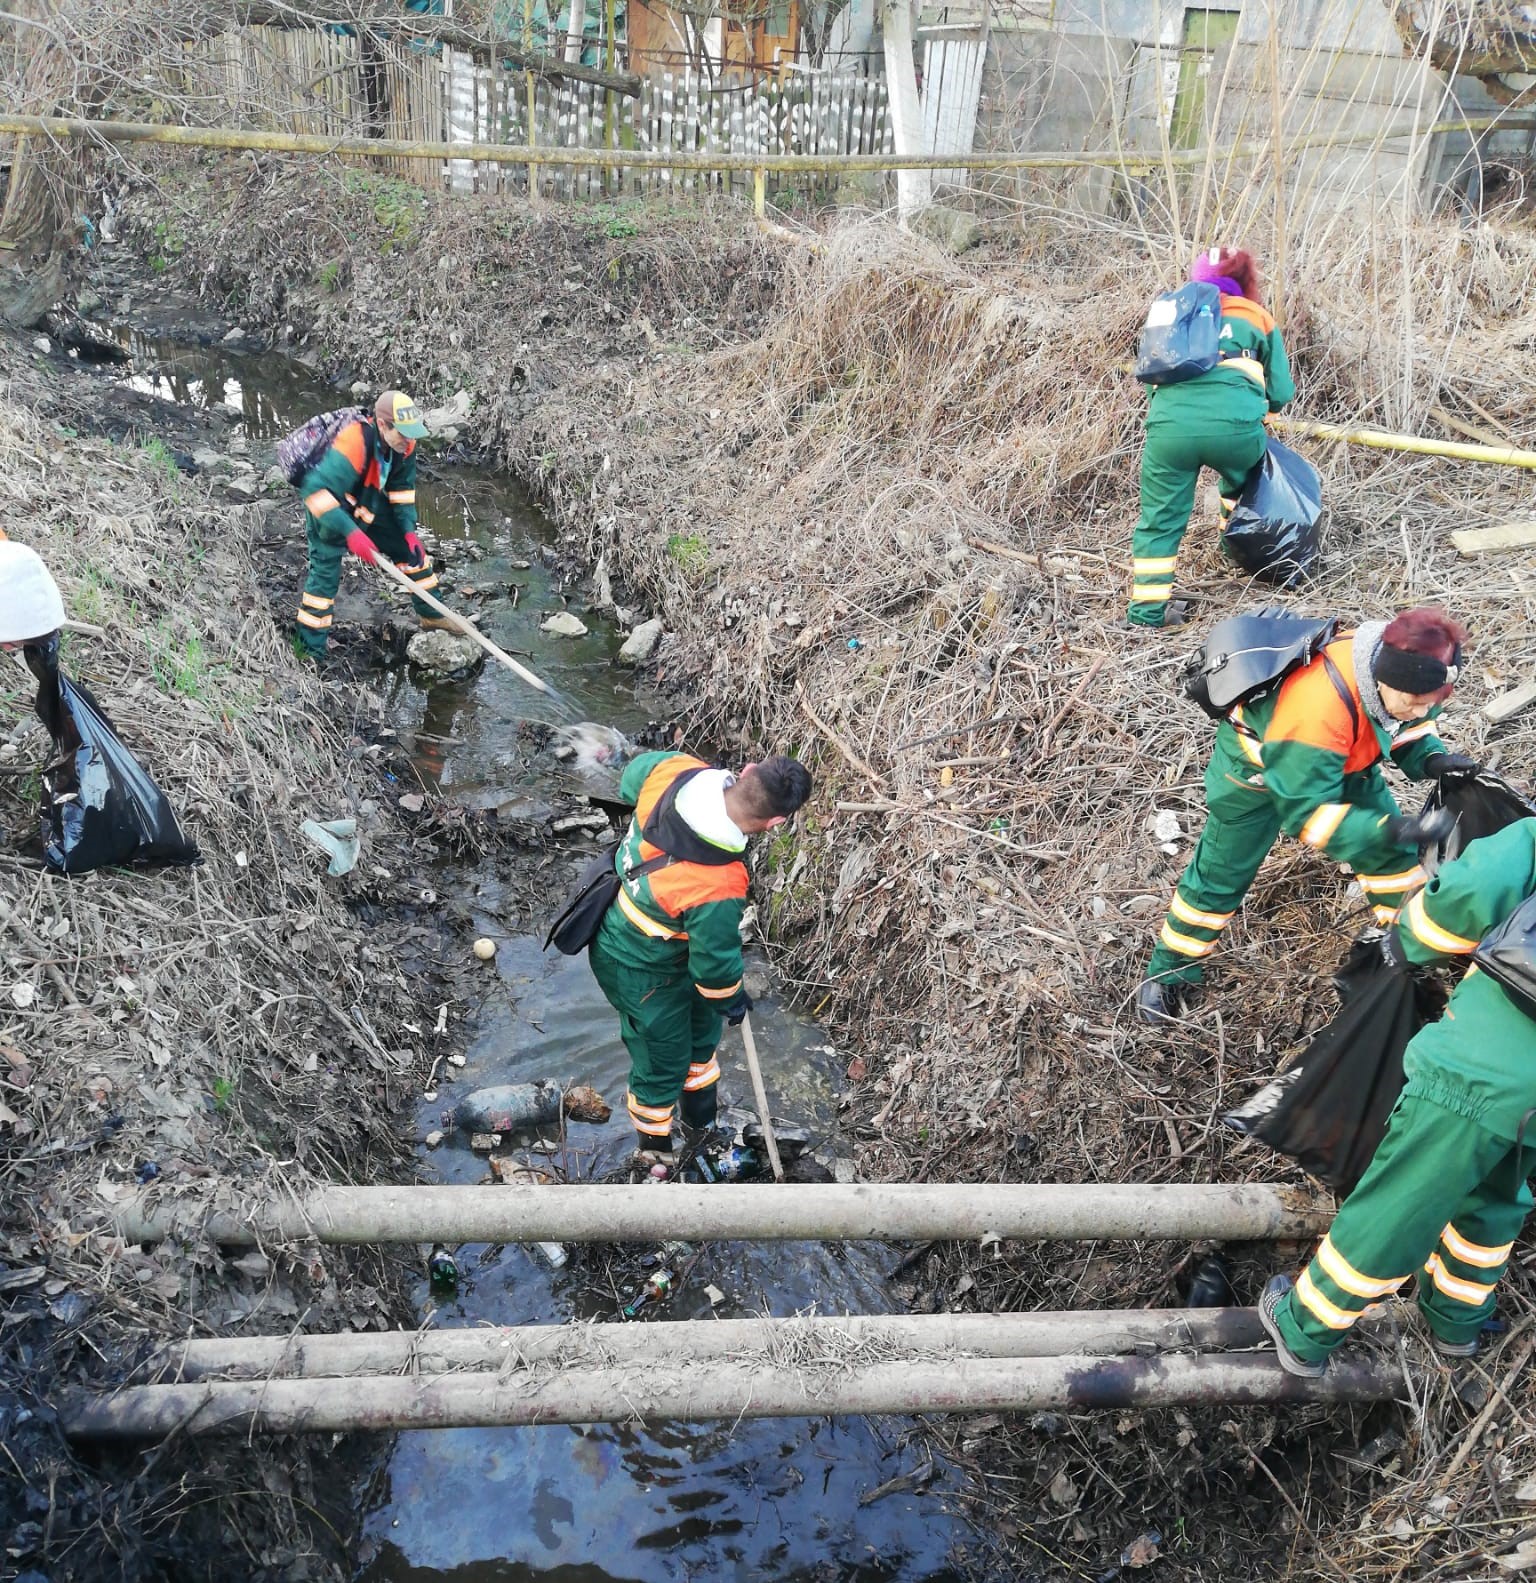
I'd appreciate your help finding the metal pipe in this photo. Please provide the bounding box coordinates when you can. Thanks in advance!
[1271,416,1536,471]
[0,112,1522,177]
[150,1308,1276,1381]
[115,1182,1335,1247]
[59,1352,1405,1441]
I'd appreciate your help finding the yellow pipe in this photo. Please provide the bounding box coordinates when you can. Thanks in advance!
[0,110,1529,177]
[1271,417,1536,471]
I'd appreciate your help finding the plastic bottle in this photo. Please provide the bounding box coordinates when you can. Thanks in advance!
[535,1241,568,1269]
[711,1144,761,1182]
[427,1245,459,1293]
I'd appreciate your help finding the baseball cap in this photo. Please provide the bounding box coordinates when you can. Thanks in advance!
[381,390,429,440]
[0,541,66,644]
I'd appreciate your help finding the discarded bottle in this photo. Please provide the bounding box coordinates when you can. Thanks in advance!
[622,1267,674,1319]
[535,1241,568,1270]
[1185,1251,1233,1308]
[709,1144,761,1182]
[427,1245,459,1293]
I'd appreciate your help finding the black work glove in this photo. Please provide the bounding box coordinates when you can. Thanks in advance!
[1423,752,1481,782]
[723,988,755,1027]
[1384,808,1456,847]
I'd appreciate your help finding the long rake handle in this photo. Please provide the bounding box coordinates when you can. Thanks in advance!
[739,1014,785,1183]
[372,555,550,695]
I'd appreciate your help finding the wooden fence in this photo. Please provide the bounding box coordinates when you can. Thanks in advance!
[183,25,892,200]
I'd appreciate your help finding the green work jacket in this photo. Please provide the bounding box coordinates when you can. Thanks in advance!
[1399,817,1536,1139]
[594,751,749,1004]
[299,417,420,548]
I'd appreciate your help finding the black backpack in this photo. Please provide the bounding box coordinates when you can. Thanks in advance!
[1473,889,1536,1022]
[1185,609,1341,721]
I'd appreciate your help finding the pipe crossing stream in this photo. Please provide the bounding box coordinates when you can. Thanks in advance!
[83,324,1382,1582]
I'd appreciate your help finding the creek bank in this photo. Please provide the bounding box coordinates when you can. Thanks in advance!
[0,316,627,1580]
[95,159,1536,1578]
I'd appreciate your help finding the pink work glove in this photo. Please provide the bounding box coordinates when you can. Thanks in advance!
[345,529,378,566]
[402,530,425,566]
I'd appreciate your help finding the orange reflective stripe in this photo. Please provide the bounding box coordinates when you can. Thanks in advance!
[683,1058,721,1091]
[305,489,341,515]
[696,980,742,1000]
[387,490,416,504]
[296,608,332,630]
[1442,1224,1514,1269]
[300,592,335,610]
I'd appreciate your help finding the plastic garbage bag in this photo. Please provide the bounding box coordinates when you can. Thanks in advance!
[300,817,360,877]
[1223,438,1324,587]
[24,638,200,874]
[1419,769,1536,871]
[1222,940,1444,1194]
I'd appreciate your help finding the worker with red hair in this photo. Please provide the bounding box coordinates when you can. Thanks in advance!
[1129,247,1296,628]
[1138,607,1477,1022]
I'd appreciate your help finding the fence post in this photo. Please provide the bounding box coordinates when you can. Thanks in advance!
[753,164,765,216]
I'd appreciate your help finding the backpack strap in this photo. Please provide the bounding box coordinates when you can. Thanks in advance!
[1321,652,1362,740]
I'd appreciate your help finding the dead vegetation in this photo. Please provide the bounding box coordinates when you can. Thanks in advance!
[0,374,453,1579]
[101,155,1536,1577]
[515,218,1536,1577]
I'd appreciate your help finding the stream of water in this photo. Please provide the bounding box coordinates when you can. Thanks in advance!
[108,330,980,1583]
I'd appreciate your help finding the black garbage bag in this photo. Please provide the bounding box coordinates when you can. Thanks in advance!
[1223,438,1324,588]
[1420,769,1536,869]
[1222,941,1443,1194]
[24,638,200,875]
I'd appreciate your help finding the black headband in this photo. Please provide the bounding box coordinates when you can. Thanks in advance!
[1374,641,1460,694]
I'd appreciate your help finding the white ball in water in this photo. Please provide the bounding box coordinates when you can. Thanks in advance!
[473,937,497,961]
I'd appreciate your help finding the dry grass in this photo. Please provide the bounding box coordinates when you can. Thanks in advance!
[0,380,439,1577]
[514,212,1536,1577]
[110,151,1536,1577]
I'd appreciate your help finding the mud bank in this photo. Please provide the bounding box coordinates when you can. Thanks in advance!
[95,156,1536,1578]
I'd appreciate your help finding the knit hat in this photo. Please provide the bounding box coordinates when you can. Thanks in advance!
[1375,606,1467,701]
[0,542,65,644]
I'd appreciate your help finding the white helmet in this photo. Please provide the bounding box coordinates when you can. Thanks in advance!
[0,542,66,644]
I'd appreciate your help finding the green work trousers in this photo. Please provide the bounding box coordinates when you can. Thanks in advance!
[296,514,438,657]
[1129,411,1268,626]
[589,934,723,1143]
[1273,1091,1534,1362]
[1145,741,1411,985]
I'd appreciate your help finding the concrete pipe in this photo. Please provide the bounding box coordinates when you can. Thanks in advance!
[115,1182,1335,1249]
[61,1352,1406,1442]
[150,1308,1274,1382]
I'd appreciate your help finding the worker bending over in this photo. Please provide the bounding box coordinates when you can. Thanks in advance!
[589,750,812,1157]
[295,390,443,658]
[1138,607,1476,1022]
[1129,247,1294,629]
[1261,816,1536,1374]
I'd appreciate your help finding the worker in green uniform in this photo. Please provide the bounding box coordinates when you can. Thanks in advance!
[1260,814,1536,1375]
[589,750,813,1157]
[295,390,444,657]
[1138,607,1475,1022]
[1129,247,1295,628]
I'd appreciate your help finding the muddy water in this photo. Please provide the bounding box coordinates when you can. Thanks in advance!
[117,332,977,1582]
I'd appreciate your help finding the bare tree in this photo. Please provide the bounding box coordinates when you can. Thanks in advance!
[1389,1,1536,102]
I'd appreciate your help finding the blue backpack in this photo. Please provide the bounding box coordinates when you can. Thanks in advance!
[1134,281,1222,386]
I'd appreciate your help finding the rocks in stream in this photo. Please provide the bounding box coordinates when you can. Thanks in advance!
[541,610,589,638]
[618,618,663,665]
[406,628,483,677]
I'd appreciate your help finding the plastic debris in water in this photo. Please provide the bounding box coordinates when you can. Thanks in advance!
[549,721,633,774]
